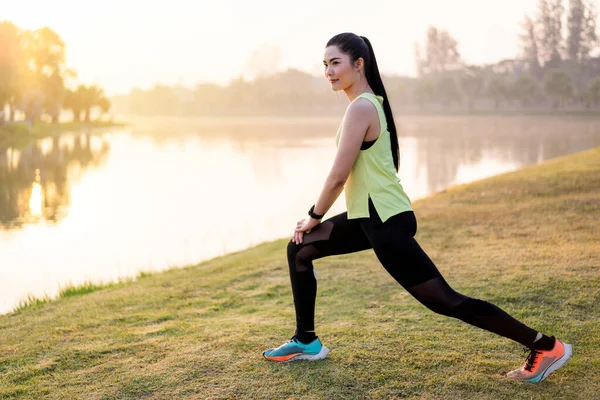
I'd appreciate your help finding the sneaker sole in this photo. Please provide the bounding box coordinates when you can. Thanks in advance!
[264,345,329,363]
[525,343,572,383]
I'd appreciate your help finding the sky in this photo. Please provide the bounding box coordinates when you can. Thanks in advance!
[4,0,541,95]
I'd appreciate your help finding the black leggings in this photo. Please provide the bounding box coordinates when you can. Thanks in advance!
[287,198,539,348]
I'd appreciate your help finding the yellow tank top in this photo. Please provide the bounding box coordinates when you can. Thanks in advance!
[335,92,412,222]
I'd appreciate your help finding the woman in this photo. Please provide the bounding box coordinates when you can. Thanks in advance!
[262,33,571,382]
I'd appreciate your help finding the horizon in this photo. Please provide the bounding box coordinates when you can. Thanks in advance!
[5,0,542,96]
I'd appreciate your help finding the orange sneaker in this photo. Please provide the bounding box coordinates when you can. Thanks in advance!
[506,337,572,382]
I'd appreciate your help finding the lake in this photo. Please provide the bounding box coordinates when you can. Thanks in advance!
[1,114,599,313]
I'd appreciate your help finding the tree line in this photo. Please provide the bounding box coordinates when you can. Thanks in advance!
[112,0,600,116]
[411,0,599,111]
[0,22,111,125]
[4,0,597,121]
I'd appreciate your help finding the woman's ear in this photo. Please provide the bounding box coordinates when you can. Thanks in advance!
[355,57,364,72]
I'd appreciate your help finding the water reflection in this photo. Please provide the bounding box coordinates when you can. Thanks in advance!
[0,134,111,229]
[29,169,43,218]
[0,115,598,313]
[400,116,599,195]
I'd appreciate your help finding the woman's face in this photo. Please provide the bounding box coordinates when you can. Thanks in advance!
[323,45,358,91]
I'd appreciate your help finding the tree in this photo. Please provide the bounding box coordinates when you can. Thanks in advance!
[415,27,461,75]
[544,69,574,107]
[62,85,109,122]
[11,26,78,124]
[511,76,539,109]
[0,21,24,122]
[145,85,178,115]
[414,41,425,77]
[567,0,586,61]
[459,66,484,111]
[520,16,542,77]
[586,76,600,107]
[435,75,461,109]
[537,0,565,66]
[63,88,83,121]
[413,78,434,110]
[97,96,111,118]
[79,85,109,122]
[487,76,510,110]
[580,0,599,60]
[566,0,599,61]
[1,22,112,125]
[21,89,45,123]
[21,27,66,73]
[41,70,67,123]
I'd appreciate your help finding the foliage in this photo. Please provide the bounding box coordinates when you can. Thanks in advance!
[0,21,110,127]
[544,69,574,107]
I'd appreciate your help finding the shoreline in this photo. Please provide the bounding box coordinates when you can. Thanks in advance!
[0,120,128,147]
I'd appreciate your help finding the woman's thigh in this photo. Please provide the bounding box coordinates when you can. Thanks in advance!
[294,212,372,261]
[362,207,441,289]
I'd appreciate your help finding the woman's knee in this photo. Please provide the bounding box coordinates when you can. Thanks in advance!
[421,300,455,316]
[447,298,499,318]
[408,278,466,316]
[422,297,499,319]
[287,239,300,254]
[287,240,312,273]
[287,240,301,264]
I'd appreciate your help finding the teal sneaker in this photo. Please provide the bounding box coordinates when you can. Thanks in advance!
[263,337,329,362]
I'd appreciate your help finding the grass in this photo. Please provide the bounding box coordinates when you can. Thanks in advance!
[11,271,156,313]
[0,147,599,399]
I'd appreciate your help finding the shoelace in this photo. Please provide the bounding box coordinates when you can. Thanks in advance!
[524,348,541,372]
[288,335,302,345]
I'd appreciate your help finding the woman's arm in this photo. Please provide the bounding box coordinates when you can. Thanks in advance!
[293,99,377,244]
[312,99,375,216]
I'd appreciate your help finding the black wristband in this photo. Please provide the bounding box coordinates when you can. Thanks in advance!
[308,204,324,220]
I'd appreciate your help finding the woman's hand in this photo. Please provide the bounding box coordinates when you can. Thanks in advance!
[292,217,321,245]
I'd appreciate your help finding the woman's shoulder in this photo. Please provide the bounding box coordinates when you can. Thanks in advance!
[346,96,380,121]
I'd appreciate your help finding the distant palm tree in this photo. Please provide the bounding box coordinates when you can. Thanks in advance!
[63,85,110,122]
[63,88,83,122]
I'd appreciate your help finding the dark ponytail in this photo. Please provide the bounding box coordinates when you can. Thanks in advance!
[326,33,400,172]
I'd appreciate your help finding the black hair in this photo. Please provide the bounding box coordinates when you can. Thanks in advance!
[326,33,399,172]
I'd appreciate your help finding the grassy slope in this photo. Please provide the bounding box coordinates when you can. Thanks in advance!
[0,147,598,399]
